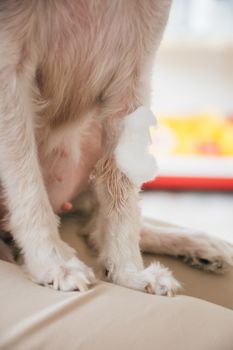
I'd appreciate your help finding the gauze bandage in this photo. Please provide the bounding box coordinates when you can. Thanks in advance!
[114,106,158,186]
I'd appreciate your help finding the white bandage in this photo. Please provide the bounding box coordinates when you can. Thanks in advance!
[114,106,158,186]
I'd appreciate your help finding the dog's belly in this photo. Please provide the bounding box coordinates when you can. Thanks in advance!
[31,2,162,214]
[0,124,101,221]
[40,120,102,214]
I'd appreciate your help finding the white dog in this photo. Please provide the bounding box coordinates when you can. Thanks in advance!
[0,0,232,295]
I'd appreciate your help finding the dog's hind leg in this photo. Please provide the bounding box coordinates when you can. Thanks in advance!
[140,218,233,273]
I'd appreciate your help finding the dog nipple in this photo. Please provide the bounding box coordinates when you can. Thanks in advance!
[55,175,63,183]
[62,202,73,211]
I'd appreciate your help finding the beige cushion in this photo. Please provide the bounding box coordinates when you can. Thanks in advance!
[0,217,233,350]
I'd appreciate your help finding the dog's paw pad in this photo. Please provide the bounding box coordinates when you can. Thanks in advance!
[178,234,233,274]
[180,254,227,274]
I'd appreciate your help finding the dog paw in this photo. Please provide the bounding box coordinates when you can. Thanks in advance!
[180,255,226,273]
[110,262,181,296]
[41,257,95,292]
[179,234,233,274]
[23,240,96,291]
[139,262,181,296]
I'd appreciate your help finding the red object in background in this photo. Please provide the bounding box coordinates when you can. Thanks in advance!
[143,176,233,191]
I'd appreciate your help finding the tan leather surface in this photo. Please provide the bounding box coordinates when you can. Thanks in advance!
[0,217,232,350]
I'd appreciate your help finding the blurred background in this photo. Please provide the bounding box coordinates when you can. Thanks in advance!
[142,0,233,242]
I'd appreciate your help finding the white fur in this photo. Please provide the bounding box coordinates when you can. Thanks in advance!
[140,218,233,273]
[24,239,95,291]
[0,1,182,295]
[0,64,95,291]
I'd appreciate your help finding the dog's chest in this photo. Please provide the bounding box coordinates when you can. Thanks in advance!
[36,2,142,125]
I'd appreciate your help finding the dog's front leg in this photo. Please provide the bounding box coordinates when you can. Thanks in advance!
[93,155,180,296]
[0,66,94,291]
